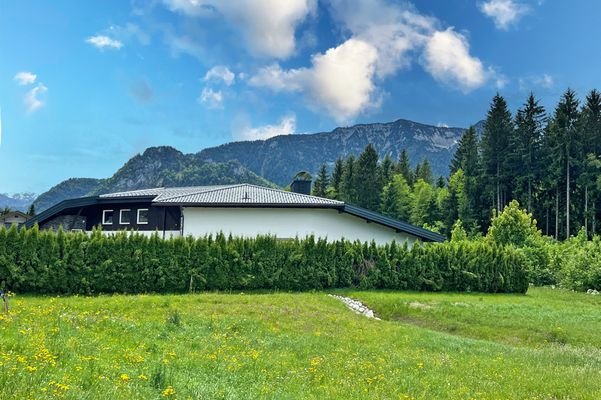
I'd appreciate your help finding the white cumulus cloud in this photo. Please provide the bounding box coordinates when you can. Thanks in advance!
[422,28,487,92]
[199,87,223,108]
[24,83,48,113]
[204,65,235,86]
[250,38,379,123]
[86,35,124,50]
[234,115,296,141]
[328,0,436,78]
[518,73,554,91]
[163,0,316,59]
[536,73,554,89]
[479,0,529,30]
[14,71,37,85]
[248,0,494,122]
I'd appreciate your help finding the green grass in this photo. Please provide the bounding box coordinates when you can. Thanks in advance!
[0,288,600,399]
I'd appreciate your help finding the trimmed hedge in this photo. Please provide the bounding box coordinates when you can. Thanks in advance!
[0,226,528,294]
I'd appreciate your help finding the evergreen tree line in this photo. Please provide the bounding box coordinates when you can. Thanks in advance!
[0,225,528,294]
[313,89,601,239]
[312,143,473,237]
[453,89,601,239]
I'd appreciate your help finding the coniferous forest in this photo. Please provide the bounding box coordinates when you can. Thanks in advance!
[313,89,601,240]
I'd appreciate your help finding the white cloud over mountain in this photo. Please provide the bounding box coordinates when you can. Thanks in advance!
[234,114,296,141]
[422,28,487,92]
[199,87,223,108]
[250,39,379,124]
[159,0,498,123]
[248,0,493,122]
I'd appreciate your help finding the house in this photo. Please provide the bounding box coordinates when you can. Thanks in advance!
[1,211,32,228]
[25,182,444,245]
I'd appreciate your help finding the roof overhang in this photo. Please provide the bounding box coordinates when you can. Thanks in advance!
[25,195,156,228]
[342,204,445,242]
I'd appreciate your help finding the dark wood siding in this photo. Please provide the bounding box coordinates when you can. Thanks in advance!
[81,202,181,232]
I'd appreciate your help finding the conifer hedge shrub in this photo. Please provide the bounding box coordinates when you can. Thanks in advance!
[0,225,529,294]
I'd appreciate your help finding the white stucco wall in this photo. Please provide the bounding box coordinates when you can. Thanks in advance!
[182,207,417,246]
[2,216,27,226]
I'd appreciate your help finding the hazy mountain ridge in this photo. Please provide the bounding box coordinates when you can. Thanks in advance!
[33,147,273,212]
[0,192,37,211]
[33,118,477,211]
[198,119,468,185]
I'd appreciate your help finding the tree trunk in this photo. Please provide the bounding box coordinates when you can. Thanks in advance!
[566,156,570,239]
[593,201,597,235]
[555,187,559,240]
[496,163,501,213]
[528,177,532,213]
[585,185,589,237]
[545,206,549,236]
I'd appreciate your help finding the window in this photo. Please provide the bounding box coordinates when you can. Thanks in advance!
[102,210,114,225]
[119,209,131,225]
[137,208,149,224]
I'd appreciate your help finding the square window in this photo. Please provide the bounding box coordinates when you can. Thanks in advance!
[102,210,114,225]
[120,209,131,225]
[137,209,149,224]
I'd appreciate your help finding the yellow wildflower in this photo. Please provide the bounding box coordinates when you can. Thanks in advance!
[120,374,130,382]
[161,386,176,397]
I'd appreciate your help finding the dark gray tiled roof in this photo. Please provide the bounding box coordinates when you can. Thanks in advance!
[100,186,227,199]
[101,184,344,207]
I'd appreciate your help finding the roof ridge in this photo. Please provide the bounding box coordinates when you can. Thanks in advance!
[156,184,245,202]
[102,187,165,197]
[241,183,343,204]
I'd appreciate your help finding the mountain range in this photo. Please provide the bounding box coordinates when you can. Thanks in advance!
[0,192,36,212]
[26,118,474,212]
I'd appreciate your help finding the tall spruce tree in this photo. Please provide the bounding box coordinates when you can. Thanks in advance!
[416,159,433,184]
[550,88,580,239]
[512,93,546,213]
[380,174,412,221]
[580,90,601,234]
[452,126,481,229]
[355,144,381,210]
[411,179,435,226]
[396,149,414,186]
[340,155,358,204]
[313,164,330,197]
[380,154,395,186]
[330,157,344,198]
[481,94,513,212]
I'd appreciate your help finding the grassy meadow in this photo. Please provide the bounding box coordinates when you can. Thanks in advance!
[1,288,600,399]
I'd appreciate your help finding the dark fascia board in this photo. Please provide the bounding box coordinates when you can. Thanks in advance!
[26,196,99,228]
[342,204,445,242]
[25,195,157,228]
[153,202,343,209]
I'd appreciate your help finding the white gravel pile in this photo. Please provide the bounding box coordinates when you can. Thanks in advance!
[328,294,380,320]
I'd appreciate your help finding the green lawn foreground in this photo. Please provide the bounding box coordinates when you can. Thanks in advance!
[0,288,599,399]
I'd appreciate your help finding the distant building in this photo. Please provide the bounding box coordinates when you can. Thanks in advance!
[26,182,444,245]
[1,211,32,228]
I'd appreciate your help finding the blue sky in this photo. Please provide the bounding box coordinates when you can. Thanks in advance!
[2,0,601,194]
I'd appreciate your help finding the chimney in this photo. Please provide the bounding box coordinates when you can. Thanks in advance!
[290,171,312,195]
